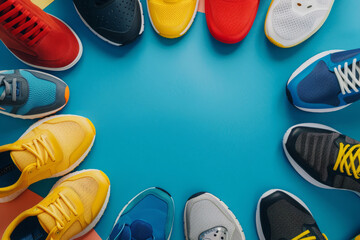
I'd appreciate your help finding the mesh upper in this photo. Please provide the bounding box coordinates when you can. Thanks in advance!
[286,126,360,192]
[260,191,325,240]
[271,0,331,41]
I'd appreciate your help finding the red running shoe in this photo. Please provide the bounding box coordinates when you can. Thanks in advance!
[0,0,82,71]
[205,0,259,44]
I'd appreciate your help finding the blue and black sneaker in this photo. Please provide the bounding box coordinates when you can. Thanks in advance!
[73,0,144,46]
[108,187,174,240]
[286,49,360,113]
[0,70,69,119]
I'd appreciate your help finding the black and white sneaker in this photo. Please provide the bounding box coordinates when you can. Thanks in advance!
[283,123,360,196]
[256,189,327,240]
[73,0,144,46]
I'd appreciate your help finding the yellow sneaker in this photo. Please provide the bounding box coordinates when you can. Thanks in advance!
[0,115,96,203]
[147,0,198,38]
[2,169,110,240]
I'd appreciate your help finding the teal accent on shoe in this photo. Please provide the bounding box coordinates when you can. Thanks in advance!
[16,70,56,115]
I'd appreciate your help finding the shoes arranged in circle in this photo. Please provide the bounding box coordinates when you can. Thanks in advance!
[73,0,144,46]
[283,123,360,195]
[0,0,82,70]
[184,192,245,240]
[0,114,96,203]
[205,0,259,44]
[108,187,174,240]
[2,169,110,240]
[0,69,69,119]
[265,0,334,48]
[287,49,360,113]
[147,0,198,38]
[256,189,327,240]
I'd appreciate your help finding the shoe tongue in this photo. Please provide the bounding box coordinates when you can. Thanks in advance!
[37,198,72,233]
[10,137,54,171]
[130,220,153,240]
[10,149,36,171]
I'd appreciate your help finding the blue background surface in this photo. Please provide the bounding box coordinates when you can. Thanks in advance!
[0,0,359,239]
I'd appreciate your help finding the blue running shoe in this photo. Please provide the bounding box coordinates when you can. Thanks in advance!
[108,187,174,240]
[286,49,360,113]
[0,70,69,119]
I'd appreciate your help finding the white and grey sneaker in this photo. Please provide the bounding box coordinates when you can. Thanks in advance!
[184,192,245,240]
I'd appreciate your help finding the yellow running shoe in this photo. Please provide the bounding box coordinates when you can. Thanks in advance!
[147,0,199,38]
[2,169,110,240]
[0,115,96,203]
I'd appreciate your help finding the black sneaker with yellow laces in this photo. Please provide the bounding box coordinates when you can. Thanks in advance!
[283,123,360,195]
[256,189,327,240]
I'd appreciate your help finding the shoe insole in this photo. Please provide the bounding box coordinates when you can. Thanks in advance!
[10,216,47,240]
[0,151,21,188]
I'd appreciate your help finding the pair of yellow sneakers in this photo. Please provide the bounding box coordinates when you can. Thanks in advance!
[0,115,110,240]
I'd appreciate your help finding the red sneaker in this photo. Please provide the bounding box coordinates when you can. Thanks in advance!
[205,0,259,44]
[0,0,82,71]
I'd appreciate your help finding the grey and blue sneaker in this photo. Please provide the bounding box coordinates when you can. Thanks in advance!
[73,0,144,46]
[184,192,245,240]
[0,70,69,119]
[287,49,360,113]
[108,187,174,240]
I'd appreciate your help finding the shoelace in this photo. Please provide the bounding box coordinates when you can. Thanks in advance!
[37,192,78,230]
[0,75,16,101]
[334,58,360,95]
[0,0,49,46]
[292,230,328,240]
[334,142,360,179]
[22,135,55,169]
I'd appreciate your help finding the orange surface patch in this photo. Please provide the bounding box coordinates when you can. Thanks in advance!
[198,0,205,13]
[1,190,102,240]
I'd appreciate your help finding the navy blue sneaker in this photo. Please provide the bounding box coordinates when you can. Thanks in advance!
[108,187,174,240]
[0,70,69,119]
[286,49,360,113]
[73,0,144,46]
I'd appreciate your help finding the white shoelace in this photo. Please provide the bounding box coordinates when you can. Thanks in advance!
[334,58,360,95]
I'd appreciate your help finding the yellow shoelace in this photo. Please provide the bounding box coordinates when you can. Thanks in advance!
[38,192,78,230]
[334,143,360,179]
[292,230,328,240]
[22,135,55,169]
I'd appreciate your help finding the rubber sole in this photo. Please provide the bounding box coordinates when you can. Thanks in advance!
[256,189,313,240]
[6,15,83,71]
[183,192,246,240]
[264,0,334,48]
[73,0,145,46]
[282,123,360,198]
[0,114,96,203]
[0,69,69,119]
